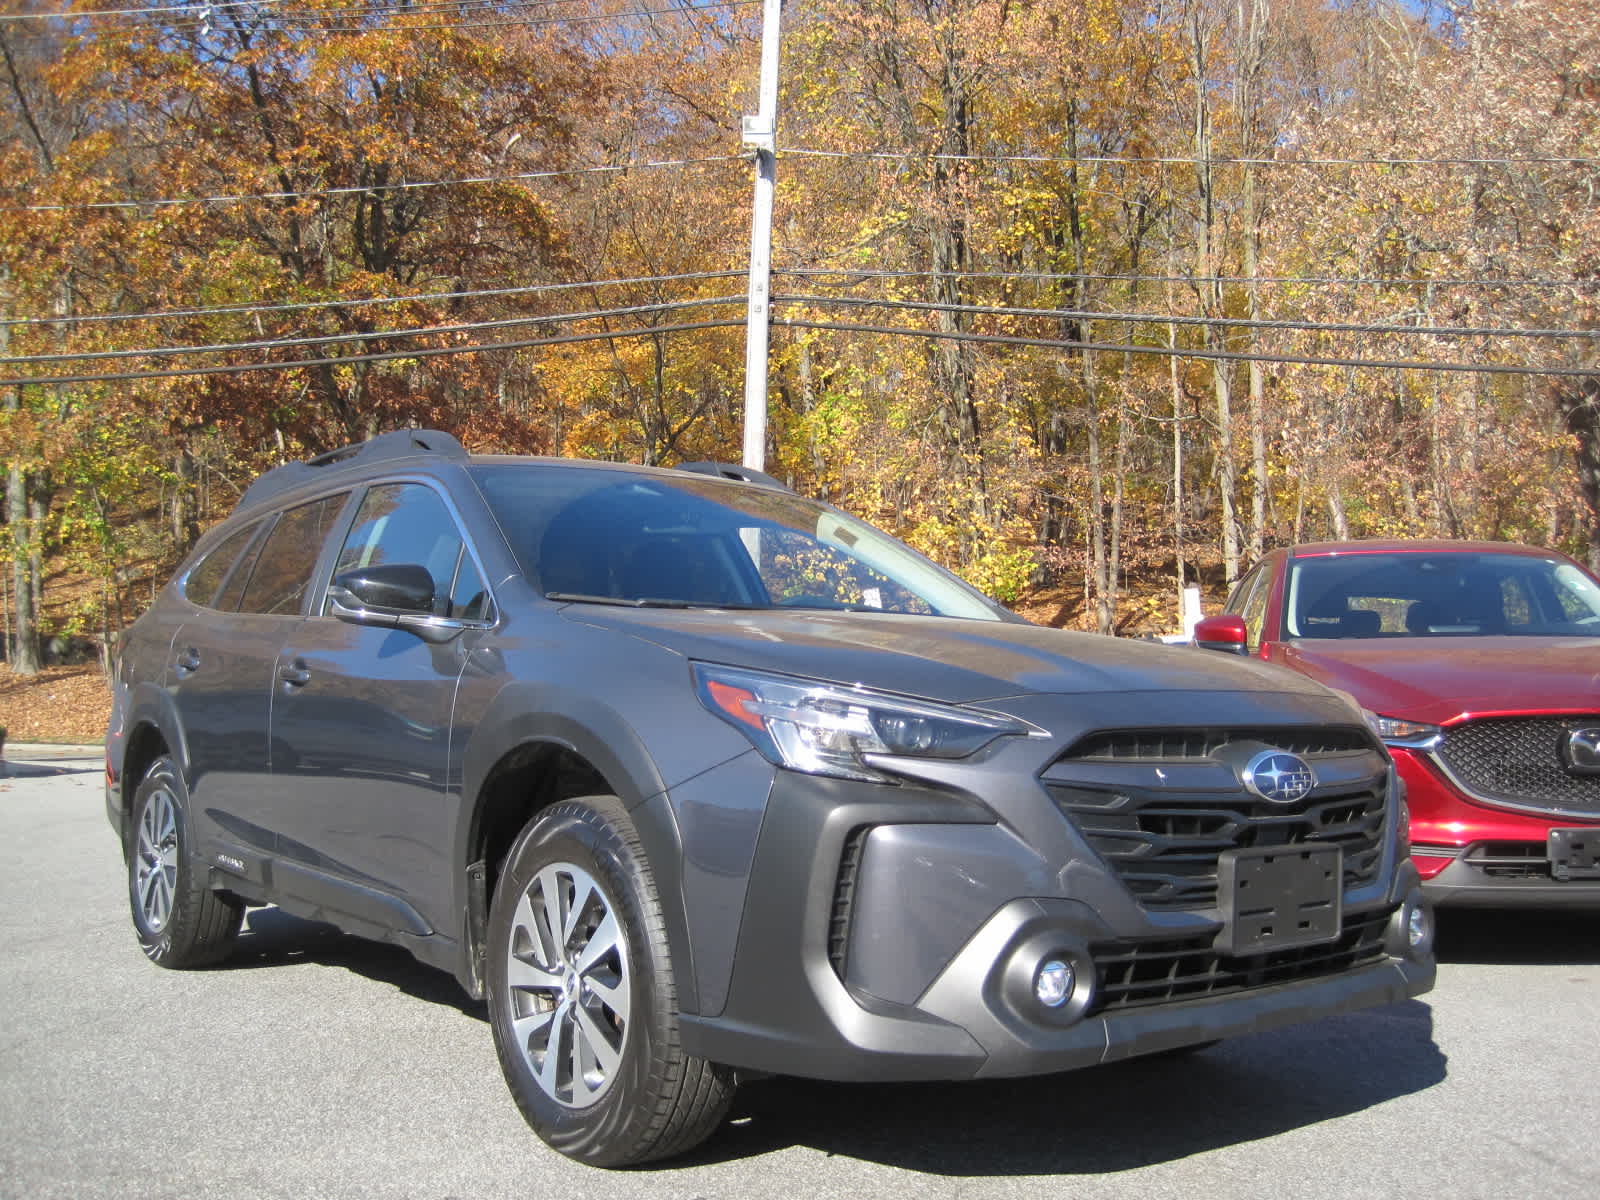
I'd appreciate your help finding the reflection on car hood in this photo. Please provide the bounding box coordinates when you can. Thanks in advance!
[1277,636,1600,725]
[562,606,1337,705]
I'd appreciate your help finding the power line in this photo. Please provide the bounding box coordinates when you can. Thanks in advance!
[0,1,755,48]
[785,147,1600,170]
[189,4,758,36]
[0,318,743,389]
[12,154,743,213]
[774,265,1598,291]
[1,0,753,28]
[771,293,1600,342]
[1,296,744,367]
[3,269,745,328]
[0,1,590,17]
[770,317,1600,379]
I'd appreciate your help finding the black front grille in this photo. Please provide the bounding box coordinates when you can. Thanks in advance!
[1435,717,1600,816]
[1089,908,1392,1013]
[1070,727,1373,761]
[1047,784,1387,910]
[1463,841,1552,879]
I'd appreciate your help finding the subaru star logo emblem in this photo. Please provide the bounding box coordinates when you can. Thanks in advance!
[1564,727,1600,776]
[1242,750,1317,804]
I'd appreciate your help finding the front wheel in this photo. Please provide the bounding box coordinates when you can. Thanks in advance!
[486,795,734,1166]
[127,756,243,967]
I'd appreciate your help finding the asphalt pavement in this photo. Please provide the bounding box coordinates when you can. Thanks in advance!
[2,750,1597,1199]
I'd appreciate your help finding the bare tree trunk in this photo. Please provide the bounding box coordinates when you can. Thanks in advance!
[1328,483,1350,541]
[1082,343,1111,634]
[1236,0,1270,563]
[1189,5,1240,584]
[0,276,41,674]
[5,461,41,675]
[1557,377,1600,570]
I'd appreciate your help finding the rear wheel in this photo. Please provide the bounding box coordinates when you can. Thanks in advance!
[128,756,243,967]
[486,795,734,1166]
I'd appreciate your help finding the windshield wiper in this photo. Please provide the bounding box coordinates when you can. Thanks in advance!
[545,592,763,610]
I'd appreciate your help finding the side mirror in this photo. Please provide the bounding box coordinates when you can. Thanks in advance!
[329,563,464,645]
[1193,613,1250,655]
[333,563,437,613]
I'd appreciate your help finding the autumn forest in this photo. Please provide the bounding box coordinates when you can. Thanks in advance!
[2,0,1597,671]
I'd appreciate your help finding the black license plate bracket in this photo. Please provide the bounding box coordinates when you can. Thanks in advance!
[1549,828,1600,881]
[1216,845,1342,957]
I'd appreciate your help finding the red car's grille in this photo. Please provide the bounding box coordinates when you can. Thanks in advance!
[1461,841,1552,879]
[1434,717,1600,817]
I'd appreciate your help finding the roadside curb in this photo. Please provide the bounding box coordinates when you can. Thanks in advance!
[0,745,104,781]
[1,743,105,763]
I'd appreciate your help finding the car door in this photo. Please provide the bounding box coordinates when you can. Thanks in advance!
[267,479,492,936]
[174,493,350,874]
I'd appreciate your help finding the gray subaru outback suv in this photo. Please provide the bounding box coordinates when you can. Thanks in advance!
[107,429,1435,1165]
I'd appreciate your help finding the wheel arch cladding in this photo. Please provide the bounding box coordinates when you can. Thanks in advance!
[455,696,695,1010]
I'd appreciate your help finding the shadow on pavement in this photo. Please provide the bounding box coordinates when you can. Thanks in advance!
[225,905,486,1018]
[217,907,1445,1173]
[0,761,101,779]
[1433,908,1600,966]
[689,1000,1442,1174]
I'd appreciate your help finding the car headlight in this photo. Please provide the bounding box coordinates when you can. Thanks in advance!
[692,663,1034,782]
[1364,710,1442,749]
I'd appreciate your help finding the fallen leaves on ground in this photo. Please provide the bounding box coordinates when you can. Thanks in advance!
[0,664,111,746]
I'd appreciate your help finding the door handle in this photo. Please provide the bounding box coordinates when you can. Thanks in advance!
[175,648,201,674]
[277,662,311,687]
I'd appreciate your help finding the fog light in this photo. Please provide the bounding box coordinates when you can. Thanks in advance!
[1035,958,1074,1008]
[1406,903,1433,952]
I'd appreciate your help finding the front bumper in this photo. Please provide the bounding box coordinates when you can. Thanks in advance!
[1415,857,1600,909]
[679,761,1433,1082]
[1394,750,1600,909]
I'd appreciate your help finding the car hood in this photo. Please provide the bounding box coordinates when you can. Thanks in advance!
[562,606,1339,707]
[1274,636,1600,724]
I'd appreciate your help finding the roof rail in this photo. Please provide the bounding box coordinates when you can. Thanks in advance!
[676,461,794,492]
[237,429,468,511]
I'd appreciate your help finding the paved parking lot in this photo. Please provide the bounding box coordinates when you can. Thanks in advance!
[3,748,1597,1199]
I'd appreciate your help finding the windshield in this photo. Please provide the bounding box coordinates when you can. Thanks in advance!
[469,464,1011,621]
[1284,551,1600,639]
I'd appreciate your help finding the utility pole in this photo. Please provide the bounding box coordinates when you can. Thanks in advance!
[741,0,782,471]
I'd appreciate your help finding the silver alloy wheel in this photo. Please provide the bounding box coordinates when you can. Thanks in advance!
[135,786,180,933]
[504,861,632,1109]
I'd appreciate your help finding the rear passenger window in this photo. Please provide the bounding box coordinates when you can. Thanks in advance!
[236,494,348,615]
[182,520,261,608]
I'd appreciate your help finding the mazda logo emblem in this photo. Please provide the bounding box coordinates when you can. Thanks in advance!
[1242,750,1317,804]
[1565,727,1600,776]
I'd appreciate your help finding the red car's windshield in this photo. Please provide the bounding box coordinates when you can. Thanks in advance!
[1285,552,1600,639]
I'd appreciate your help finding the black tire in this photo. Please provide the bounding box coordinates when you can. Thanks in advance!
[127,756,243,968]
[486,795,734,1167]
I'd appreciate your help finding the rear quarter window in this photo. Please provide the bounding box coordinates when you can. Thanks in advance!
[181,520,262,608]
[236,494,349,615]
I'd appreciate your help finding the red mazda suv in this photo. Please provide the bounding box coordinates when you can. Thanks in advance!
[1195,540,1600,907]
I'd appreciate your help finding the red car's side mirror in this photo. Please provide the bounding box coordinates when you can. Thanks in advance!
[1193,613,1250,655]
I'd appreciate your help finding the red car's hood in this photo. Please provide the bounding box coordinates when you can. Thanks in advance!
[1272,636,1600,725]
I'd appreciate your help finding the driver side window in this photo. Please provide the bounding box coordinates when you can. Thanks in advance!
[331,483,486,619]
[1235,566,1272,651]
